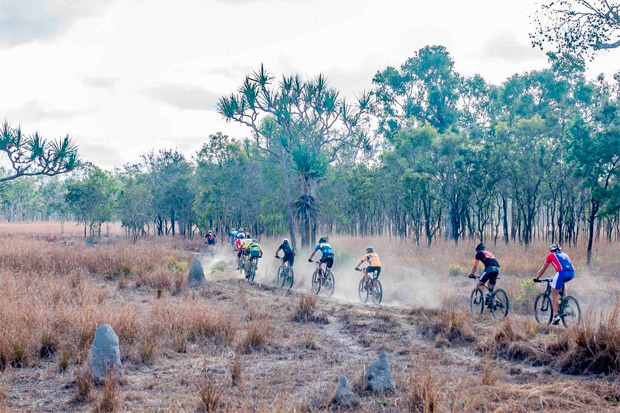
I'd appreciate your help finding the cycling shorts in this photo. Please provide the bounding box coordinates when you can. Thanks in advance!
[207,238,216,245]
[551,270,574,290]
[320,255,333,269]
[283,253,295,266]
[237,249,243,258]
[367,266,381,278]
[479,267,499,286]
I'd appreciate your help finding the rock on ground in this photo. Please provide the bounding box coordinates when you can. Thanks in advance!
[331,374,357,410]
[188,257,206,287]
[365,350,395,392]
[86,324,122,383]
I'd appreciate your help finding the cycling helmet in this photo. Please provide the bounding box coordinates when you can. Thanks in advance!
[319,237,327,244]
[475,243,485,252]
[366,246,374,253]
[237,233,246,239]
[550,244,561,252]
[208,230,212,233]
[282,238,289,244]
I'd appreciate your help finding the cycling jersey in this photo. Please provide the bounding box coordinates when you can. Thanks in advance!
[545,252,574,273]
[278,242,294,256]
[230,231,238,244]
[248,241,262,258]
[475,250,500,269]
[361,252,381,267]
[314,243,334,257]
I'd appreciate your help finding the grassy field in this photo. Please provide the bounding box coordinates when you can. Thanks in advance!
[0,223,619,411]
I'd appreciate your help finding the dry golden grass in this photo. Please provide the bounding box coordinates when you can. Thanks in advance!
[2,223,620,411]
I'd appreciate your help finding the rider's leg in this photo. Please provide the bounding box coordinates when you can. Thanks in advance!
[551,288,560,315]
[363,267,369,283]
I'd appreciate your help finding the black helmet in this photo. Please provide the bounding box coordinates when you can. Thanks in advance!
[550,244,561,252]
[319,237,327,244]
[366,246,374,253]
[475,243,485,252]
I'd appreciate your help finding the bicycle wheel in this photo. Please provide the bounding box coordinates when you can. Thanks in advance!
[534,293,553,324]
[311,270,321,294]
[358,279,369,303]
[324,271,335,297]
[277,267,285,288]
[371,279,383,305]
[286,267,294,289]
[490,289,509,318]
[248,262,255,282]
[561,296,581,328]
[470,288,484,315]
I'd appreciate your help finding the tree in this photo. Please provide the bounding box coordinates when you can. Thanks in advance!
[218,65,372,247]
[531,0,620,57]
[373,46,462,138]
[118,176,153,242]
[65,167,117,238]
[0,121,78,184]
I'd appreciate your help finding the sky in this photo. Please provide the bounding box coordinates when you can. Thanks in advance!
[0,0,618,168]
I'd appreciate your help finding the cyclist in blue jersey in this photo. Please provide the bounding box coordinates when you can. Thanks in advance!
[534,244,575,325]
[308,237,334,279]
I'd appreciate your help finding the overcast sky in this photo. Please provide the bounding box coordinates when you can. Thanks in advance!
[0,0,618,168]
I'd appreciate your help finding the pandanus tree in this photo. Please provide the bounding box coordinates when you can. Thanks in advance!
[0,121,78,184]
[218,65,372,247]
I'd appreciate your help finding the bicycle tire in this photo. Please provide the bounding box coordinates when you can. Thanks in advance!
[248,262,255,282]
[358,279,369,303]
[372,279,383,305]
[324,271,335,297]
[534,293,553,325]
[277,267,285,288]
[311,270,321,294]
[490,289,509,318]
[561,296,581,328]
[470,288,484,315]
[287,267,294,289]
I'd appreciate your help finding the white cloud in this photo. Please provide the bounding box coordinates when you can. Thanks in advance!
[0,0,617,168]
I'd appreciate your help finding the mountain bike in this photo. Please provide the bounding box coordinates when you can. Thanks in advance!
[356,267,382,304]
[309,260,335,297]
[275,256,294,289]
[206,240,216,257]
[244,257,259,283]
[533,278,581,328]
[469,275,509,318]
[239,253,247,276]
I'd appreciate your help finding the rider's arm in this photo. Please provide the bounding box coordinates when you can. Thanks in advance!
[535,261,550,280]
[308,250,316,260]
[470,259,479,276]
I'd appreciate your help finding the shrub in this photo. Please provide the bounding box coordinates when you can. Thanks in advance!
[448,264,467,277]
[97,373,119,412]
[198,373,220,412]
[292,294,329,324]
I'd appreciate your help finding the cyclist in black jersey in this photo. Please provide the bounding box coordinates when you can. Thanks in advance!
[468,243,501,304]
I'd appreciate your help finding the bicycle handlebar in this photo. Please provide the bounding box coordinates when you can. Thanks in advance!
[533,278,553,283]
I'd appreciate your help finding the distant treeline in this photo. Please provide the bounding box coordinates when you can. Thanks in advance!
[1,47,619,264]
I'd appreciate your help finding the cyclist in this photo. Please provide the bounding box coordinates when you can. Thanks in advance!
[229,229,238,247]
[244,238,263,277]
[240,235,253,271]
[205,230,216,246]
[468,243,500,304]
[355,246,381,285]
[533,244,575,325]
[308,237,334,279]
[234,232,246,269]
[275,238,295,272]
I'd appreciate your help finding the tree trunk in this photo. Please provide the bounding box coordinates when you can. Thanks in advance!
[277,145,298,250]
[586,200,599,265]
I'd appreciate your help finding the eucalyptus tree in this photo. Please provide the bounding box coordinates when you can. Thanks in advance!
[531,0,620,57]
[373,45,462,138]
[0,122,78,184]
[218,65,372,247]
[117,176,153,242]
[65,167,117,238]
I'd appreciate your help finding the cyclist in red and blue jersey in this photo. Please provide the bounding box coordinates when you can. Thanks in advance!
[468,243,500,304]
[534,244,575,325]
[308,237,334,279]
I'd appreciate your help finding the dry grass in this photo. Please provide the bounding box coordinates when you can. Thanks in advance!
[96,373,120,412]
[292,294,329,324]
[554,307,620,375]
[2,223,620,411]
